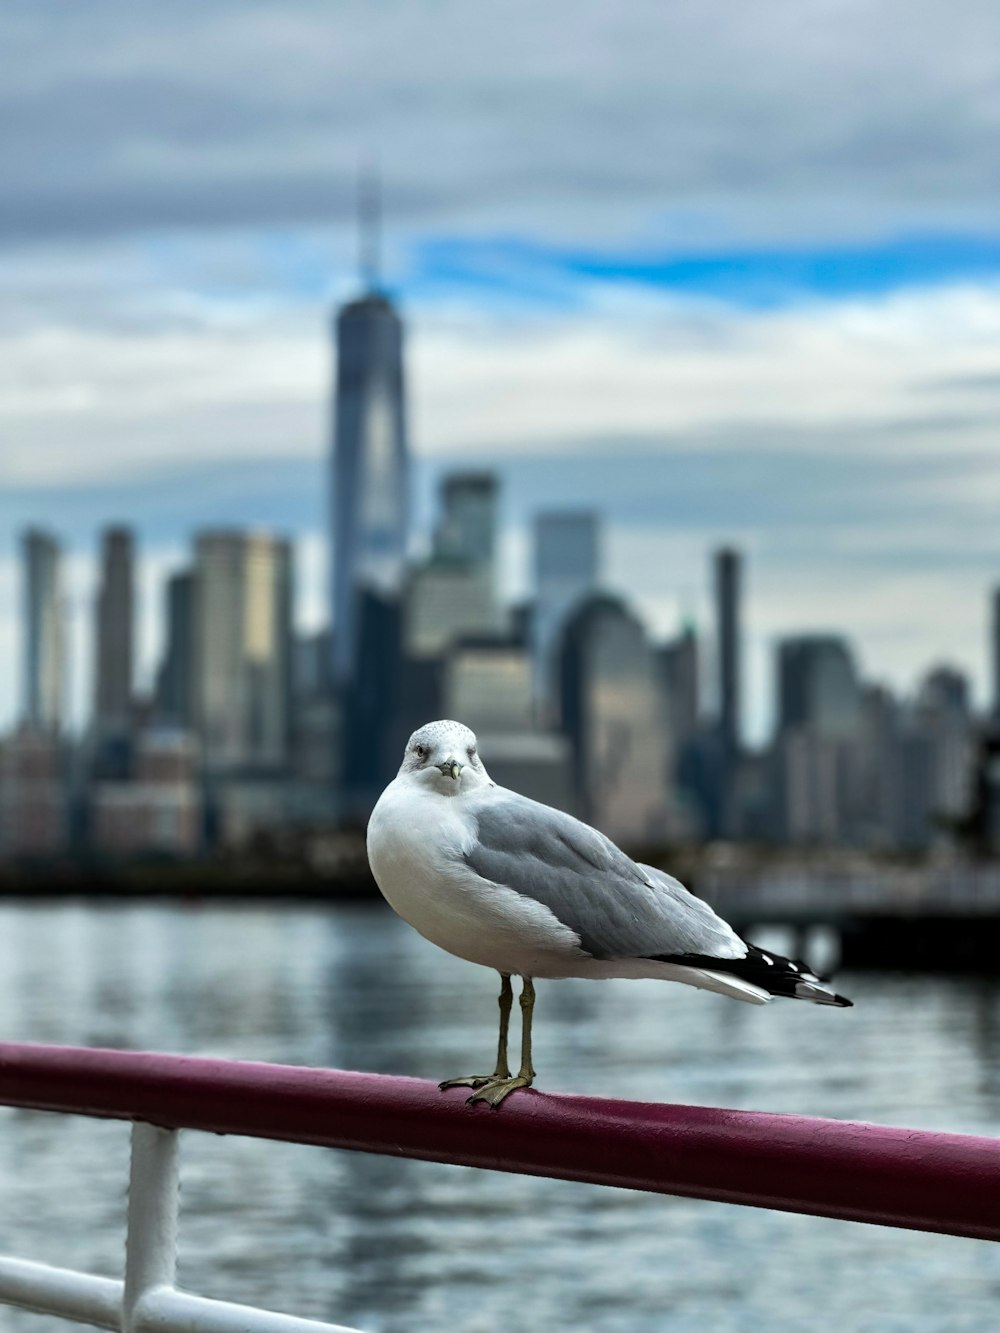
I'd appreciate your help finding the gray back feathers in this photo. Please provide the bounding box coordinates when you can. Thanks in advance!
[465,789,746,962]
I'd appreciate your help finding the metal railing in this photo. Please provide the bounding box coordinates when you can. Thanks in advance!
[0,1119,357,1332]
[0,1042,998,1329]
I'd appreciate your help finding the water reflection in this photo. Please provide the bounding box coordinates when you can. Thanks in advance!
[0,901,996,1331]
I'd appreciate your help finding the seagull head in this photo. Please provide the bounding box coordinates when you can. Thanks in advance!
[398,719,491,795]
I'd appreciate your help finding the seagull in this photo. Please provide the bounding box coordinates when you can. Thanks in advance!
[367,719,852,1107]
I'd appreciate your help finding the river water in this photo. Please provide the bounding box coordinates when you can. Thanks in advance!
[0,900,997,1333]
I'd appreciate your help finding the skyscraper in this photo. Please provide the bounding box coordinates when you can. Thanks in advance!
[329,186,409,685]
[93,525,134,731]
[776,635,861,738]
[658,623,699,749]
[404,561,501,659]
[192,531,293,771]
[154,570,195,728]
[714,548,741,755]
[774,635,863,845]
[404,471,503,659]
[558,592,671,844]
[533,511,600,720]
[21,528,64,732]
[435,472,498,569]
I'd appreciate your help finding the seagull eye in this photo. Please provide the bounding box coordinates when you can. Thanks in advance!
[413,744,427,760]
[467,746,476,760]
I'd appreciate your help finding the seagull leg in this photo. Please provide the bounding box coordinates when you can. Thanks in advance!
[467,977,536,1108]
[494,972,514,1078]
[439,973,513,1091]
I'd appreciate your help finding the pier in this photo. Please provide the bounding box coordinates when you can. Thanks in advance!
[698,860,1000,969]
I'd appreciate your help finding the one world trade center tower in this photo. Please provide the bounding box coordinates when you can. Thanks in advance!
[329,178,410,686]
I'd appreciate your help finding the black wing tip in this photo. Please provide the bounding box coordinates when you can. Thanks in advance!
[792,981,853,1007]
[653,945,854,1008]
[807,989,853,1007]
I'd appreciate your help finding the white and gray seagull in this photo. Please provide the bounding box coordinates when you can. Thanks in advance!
[367,719,852,1107]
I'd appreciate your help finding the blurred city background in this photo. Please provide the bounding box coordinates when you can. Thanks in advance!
[7,27,1000,882]
[3,5,1000,1330]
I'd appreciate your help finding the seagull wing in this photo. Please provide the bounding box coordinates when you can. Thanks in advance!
[463,787,746,962]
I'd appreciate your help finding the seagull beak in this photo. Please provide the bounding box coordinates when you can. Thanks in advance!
[437,758,463,781]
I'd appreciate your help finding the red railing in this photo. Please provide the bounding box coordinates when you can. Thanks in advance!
[0,1042,998,1242]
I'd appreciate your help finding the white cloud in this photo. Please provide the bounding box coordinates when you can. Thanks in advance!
[5,253,1000,490]
[413,282,1000,455]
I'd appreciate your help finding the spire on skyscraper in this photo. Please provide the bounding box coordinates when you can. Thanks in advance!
[358,163,381,293]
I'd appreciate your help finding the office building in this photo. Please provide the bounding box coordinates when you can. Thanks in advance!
[657,623,703,833]
[0,728,67,856]
[93,526,134,731]
[338,587,410,817]
[778,729,850,845]
[916,666,975,827]
[533,511,600,721]
[559,593,672,845]
[774,635,863,844]
[21,528,64,733]
[192,531,293,772]
[658,623,699,749]
[435,472,499,570]
[154,570,195,729]
[705,548,743,838]
[445,637,574,810]
[852,683,904,847]
[776,635,862,738]
[404,559,501,659]
[444,638,534,734]
[404,471,504,660]
[714,548,741,755]
[90,730,200,858]
[291,630,339,791]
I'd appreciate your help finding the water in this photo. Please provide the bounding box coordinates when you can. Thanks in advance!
[0,901,997,1333]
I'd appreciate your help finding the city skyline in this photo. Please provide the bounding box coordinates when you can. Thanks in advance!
[5,236,1000,743]
[5,490,986,858]
[5,467,1000,749]
[6,501,996,750]
[5,5,1000,738]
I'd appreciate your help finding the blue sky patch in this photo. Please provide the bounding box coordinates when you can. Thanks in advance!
[407,231,1000,309]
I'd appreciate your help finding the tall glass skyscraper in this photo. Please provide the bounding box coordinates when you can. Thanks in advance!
[776,634,861,738]
[714,546,741,756]
[21,527,64,732]
[532,511,600,721]
[93,525,134,732]
[435,472,498,568]
[192,531,293,771]
[329,291,409,685]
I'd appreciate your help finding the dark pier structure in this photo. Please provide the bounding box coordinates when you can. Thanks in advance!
[697,862,1000,972]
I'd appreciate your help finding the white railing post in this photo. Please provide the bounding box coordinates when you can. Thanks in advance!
[123,1123,179,1333]
[119,1121,361,1332]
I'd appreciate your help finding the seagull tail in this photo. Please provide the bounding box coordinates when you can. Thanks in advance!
[651,943,853,1008]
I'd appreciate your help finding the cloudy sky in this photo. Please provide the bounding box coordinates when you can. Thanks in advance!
[4,1,1000,739]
